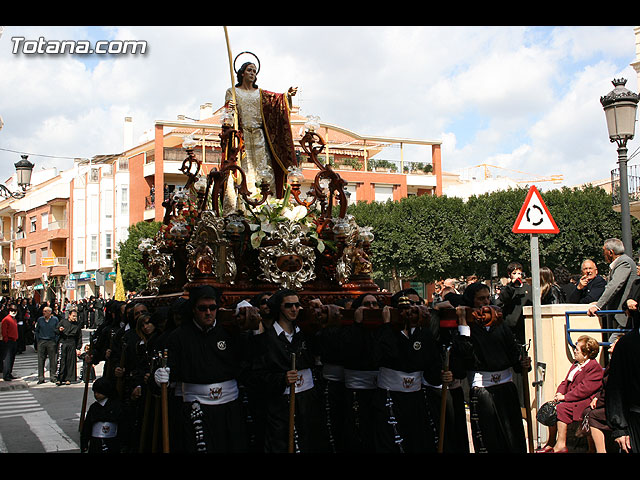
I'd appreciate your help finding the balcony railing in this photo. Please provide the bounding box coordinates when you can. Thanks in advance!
[48,220,68,230]
[611,165,640,206]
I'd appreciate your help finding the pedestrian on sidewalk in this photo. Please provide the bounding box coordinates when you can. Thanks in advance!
[1,303,19,381]
[34,306,59,384]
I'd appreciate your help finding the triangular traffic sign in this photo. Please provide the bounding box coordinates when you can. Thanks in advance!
[512,185,559,234]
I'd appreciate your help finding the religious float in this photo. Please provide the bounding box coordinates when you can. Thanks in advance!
[135,115,380,309]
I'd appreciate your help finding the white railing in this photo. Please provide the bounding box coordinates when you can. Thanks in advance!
[48,220,68,230]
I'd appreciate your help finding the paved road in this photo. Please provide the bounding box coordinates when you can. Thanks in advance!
[0,330,101,453]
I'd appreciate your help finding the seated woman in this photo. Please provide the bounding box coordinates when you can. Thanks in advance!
[537,335,604,453]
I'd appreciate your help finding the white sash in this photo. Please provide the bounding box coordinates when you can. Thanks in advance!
[91,421,118,439]
[182,379,239,405]
[469,368,513,388]
[377,367,423,392]
[344,369,378,390]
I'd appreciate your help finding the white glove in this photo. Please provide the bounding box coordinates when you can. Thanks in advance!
[154,367,170,386]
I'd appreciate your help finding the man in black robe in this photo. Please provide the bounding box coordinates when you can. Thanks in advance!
[456,282,531,453]
[56,308,82,385]
[155,285,253,453]
[251,289,330,453]
[606,290,640,452]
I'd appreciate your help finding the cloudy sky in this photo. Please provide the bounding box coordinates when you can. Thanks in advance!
[0,25,638,190]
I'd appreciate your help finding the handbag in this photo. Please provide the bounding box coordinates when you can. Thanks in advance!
[536,400,558,426]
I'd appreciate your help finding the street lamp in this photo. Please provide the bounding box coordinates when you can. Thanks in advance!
[601,78,639,257]
[0,155,35,199]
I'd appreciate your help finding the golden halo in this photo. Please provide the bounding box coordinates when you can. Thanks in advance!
[233,51,260,75]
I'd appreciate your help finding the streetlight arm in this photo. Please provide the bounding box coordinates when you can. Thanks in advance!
[0,183,25,199]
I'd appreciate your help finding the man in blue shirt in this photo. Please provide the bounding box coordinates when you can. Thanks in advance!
[34,306,59,384]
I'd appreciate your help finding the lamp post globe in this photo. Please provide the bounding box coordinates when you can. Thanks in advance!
[601,78,639,257]
[14,154,34,191]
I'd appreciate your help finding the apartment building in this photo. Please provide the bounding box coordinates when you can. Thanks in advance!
[69,155,129,300]
[0,167,71,302]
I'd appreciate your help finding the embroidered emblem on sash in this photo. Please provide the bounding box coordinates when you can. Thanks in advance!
[217,340,226,350]
[102,424,111,435]
[296,373,304,388]
[491,372,502,384]
[402,377,415,389]
[413,341,422,351]
[209,386,223,400]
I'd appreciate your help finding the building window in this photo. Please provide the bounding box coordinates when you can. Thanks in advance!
[374,185,394,203]
[89,194,98,224]
[76,237,84,266]
[105,232,112,260]
[104,189,113,218]
[78,284,86,299]
[41,213,48,230]
[120,186,128,215]
[90,235,98,263]
[30,217,37,232]
[29,250,36,266]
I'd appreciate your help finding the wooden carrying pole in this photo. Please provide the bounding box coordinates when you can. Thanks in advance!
[78,332,93,432]
[437,346,451,453]
[161,349,170,453]
[288,353,296,454]
[223,26,239,131]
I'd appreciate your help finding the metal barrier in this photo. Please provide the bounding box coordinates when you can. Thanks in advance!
[564,309,632,348]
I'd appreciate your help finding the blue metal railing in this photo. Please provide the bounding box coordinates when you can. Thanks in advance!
[564,310,632,348]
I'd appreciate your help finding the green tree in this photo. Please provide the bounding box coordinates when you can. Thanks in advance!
[116,220,162,293]
[348,184,640,284]
[348,193,471,285]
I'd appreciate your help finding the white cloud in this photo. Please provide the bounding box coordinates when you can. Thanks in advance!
[0,25,638,191]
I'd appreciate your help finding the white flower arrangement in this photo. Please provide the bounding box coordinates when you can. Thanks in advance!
[246,184,325,252]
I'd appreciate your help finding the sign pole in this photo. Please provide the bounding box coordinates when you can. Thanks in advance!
[529,233,543,448]
[512,185,559,450]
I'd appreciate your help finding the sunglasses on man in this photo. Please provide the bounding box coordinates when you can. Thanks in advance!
[283,302,301,309]
[196,304,219,312]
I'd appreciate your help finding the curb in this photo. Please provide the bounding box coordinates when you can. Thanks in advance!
[0,379,28,391]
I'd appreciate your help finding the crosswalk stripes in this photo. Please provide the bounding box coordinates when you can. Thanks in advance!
[0,390,44,418]
[0,389,79,452]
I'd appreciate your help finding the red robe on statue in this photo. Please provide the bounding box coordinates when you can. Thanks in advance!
[259,89,297,197]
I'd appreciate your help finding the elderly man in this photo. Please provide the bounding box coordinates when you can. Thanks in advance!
[588,238,637,345]
[567,259,606,304]
[34,306,59,384]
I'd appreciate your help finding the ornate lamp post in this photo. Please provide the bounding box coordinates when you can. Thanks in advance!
[0,155,35,199]
[601,78,639,256]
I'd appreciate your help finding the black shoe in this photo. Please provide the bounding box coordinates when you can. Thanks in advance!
[6,374,17,380]
[37,380,45,384]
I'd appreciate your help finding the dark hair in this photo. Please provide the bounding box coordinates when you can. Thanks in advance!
[553,266,572,285]
[266,289,298,315]
[250,291,272,308]
[507,262,523,275]
[390,288,422,308]
[461,282,490,307]
[351,293,379,310]
[92,377,115,398]
[189,286,221,311]
[235,62,258,88]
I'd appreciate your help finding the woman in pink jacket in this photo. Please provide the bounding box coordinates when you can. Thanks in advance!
[537,335,604,453]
